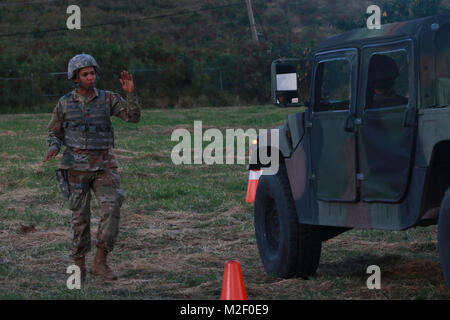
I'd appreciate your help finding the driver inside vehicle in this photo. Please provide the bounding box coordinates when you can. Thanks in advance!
[367,54,409,108]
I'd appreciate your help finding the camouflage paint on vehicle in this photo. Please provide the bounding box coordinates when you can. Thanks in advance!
[261,15,450,230]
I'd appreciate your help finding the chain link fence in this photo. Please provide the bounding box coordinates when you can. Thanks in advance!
[0,66,255,111]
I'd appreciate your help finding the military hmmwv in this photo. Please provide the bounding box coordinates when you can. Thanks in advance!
[250,15,450,289]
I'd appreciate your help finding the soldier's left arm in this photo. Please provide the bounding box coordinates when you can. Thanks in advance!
[109,70,141,123]
[109,91,141,123]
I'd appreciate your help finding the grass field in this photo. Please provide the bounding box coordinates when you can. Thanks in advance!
[0,105,449,299]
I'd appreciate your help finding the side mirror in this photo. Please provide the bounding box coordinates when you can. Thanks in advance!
[271,58,309,107]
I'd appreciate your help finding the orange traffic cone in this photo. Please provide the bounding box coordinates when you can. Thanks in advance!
[220,260,248,300]
[245,170,262,203]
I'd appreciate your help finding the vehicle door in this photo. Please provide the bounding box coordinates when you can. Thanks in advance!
[309,49,359,202]
[357,39,417,202]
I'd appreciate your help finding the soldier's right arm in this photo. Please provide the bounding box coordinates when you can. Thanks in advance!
[46,100,64,153]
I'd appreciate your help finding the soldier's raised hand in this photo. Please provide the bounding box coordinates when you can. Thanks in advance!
[120,71,134,93]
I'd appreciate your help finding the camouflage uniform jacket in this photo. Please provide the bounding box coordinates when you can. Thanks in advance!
[47,87,141,171]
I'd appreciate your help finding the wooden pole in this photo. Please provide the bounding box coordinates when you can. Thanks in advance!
[245,0,259,45]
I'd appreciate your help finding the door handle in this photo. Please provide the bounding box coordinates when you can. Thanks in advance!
[402,107,417,128]
[345,113,356,132]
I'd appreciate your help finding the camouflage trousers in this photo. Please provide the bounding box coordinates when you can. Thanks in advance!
[66,169,125,259]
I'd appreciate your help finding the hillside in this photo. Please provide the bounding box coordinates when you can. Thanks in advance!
[0,0,448,110]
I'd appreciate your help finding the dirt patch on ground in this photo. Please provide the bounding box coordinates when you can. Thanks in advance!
[112,148,140,155]
[0,188,41,203]
[4,227,66,242]
[0,152,20,161]
[112,148,166,161]
[137,152,165,161]
[327,238,404,249]
[0,225,67,254]
[0,130,17,136]
[2,203,449,299]
[17,224,36,235]
[139,125,167,136]
[25,161,48,176]
[384,259,443,280]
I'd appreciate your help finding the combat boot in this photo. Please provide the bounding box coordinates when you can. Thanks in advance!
[91,247,118,280]
[74,256,87,283]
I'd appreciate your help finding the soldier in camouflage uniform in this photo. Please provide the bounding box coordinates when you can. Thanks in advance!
[368,54,409,108]
[43,54,141,281]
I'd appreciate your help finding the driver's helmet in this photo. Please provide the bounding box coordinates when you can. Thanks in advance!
[369,54,399,89]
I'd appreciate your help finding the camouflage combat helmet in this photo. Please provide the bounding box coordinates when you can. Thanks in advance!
[67,53,100,80]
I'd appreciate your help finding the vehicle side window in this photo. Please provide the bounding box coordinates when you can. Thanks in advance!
[437,24,450,79]
[436,24,450,106]
[366,51,409,109]
[314,59,351,112]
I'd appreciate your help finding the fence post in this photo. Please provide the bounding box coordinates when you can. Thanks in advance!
[219,69,223,91]
[30,73,34,106]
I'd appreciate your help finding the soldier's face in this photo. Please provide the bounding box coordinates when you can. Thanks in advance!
[76,67,96,88]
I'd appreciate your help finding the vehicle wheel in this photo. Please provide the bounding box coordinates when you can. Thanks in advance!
[438,188,450,289]
[254,165,322,278]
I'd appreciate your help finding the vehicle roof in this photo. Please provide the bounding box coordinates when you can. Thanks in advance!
[318,15,450,52]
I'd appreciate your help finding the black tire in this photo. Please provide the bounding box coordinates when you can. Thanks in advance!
[438,188,450,289]
[254,165,322,278]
